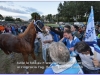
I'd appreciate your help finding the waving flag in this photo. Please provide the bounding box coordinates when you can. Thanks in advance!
[85,6,100,53]
[85,6,96,42]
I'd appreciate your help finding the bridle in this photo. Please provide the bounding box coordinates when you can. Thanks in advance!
[34,20,44,32]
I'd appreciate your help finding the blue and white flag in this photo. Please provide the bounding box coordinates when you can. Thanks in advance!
[85,6,96,42]
[85,6,100,53]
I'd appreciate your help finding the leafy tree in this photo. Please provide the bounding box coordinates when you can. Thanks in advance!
[5,16,15,21]
[31,12,40,20]
[41,15,45,22]
[15,18,22,22]
[46,14,52,23]
[52,15,57,22]
[58,2,63,15]
[57,1,100,22]
[0,14,4,21]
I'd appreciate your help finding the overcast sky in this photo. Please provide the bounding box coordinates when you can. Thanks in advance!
[0,1,63,21]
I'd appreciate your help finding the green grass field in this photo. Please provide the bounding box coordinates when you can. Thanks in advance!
[45,24,59,27]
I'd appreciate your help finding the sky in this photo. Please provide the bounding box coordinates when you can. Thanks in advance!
[0,1,63,21]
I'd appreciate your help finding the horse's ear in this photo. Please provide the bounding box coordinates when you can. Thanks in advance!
[31,20,35,25]
[32,19,34,23]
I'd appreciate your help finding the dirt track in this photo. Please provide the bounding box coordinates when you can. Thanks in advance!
[0,49,50,74]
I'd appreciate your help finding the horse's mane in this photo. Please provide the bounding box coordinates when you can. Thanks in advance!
[18,21,35,38]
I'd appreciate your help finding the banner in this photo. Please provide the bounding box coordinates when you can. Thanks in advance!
[85,6,100,53]
[85,6,96,42]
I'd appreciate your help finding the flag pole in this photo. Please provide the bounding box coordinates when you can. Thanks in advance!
[91,6,97,67]
[91,6,97,60]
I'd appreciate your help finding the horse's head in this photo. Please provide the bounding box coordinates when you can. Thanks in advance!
[34,20,45,32]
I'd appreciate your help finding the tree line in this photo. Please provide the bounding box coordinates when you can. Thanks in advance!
[0,14,24,22]
[57,1,100,22]
[31,1,100,23]
[0,1,100,23]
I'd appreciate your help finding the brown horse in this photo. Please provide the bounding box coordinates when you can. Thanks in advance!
[0,21,39,73]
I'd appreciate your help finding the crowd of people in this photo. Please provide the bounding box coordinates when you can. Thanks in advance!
[0,21,100,74]
[0,23,27,35]
[35,24,100,74]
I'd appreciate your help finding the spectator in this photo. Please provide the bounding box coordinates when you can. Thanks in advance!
[98,26,100,34]
[34,32,40,56]
[95,25,99,31]
[60,30,80,57]
[59,24,63,31]
[21,24,27,32]
[8,26,11,33]
[0,25,5,33]
[46,25,71,39]
[44,42,83,74]
[15,25,19,35]
[5,25,9,33]
[71,25,81,39]
[79,26,86,41]
[74,41,100,74]
[38,26,53,62]
[50,27,60,42]
[18,26,21,34]
[11,25,16,35]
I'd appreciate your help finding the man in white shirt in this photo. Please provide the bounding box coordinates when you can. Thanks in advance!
[38,26,53,62]
[74,41,100,74]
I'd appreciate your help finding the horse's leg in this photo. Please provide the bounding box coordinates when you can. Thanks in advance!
[2,50,10,55]
[8,50,12,54]
[22,53,29,74]
[31,51,36,61]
